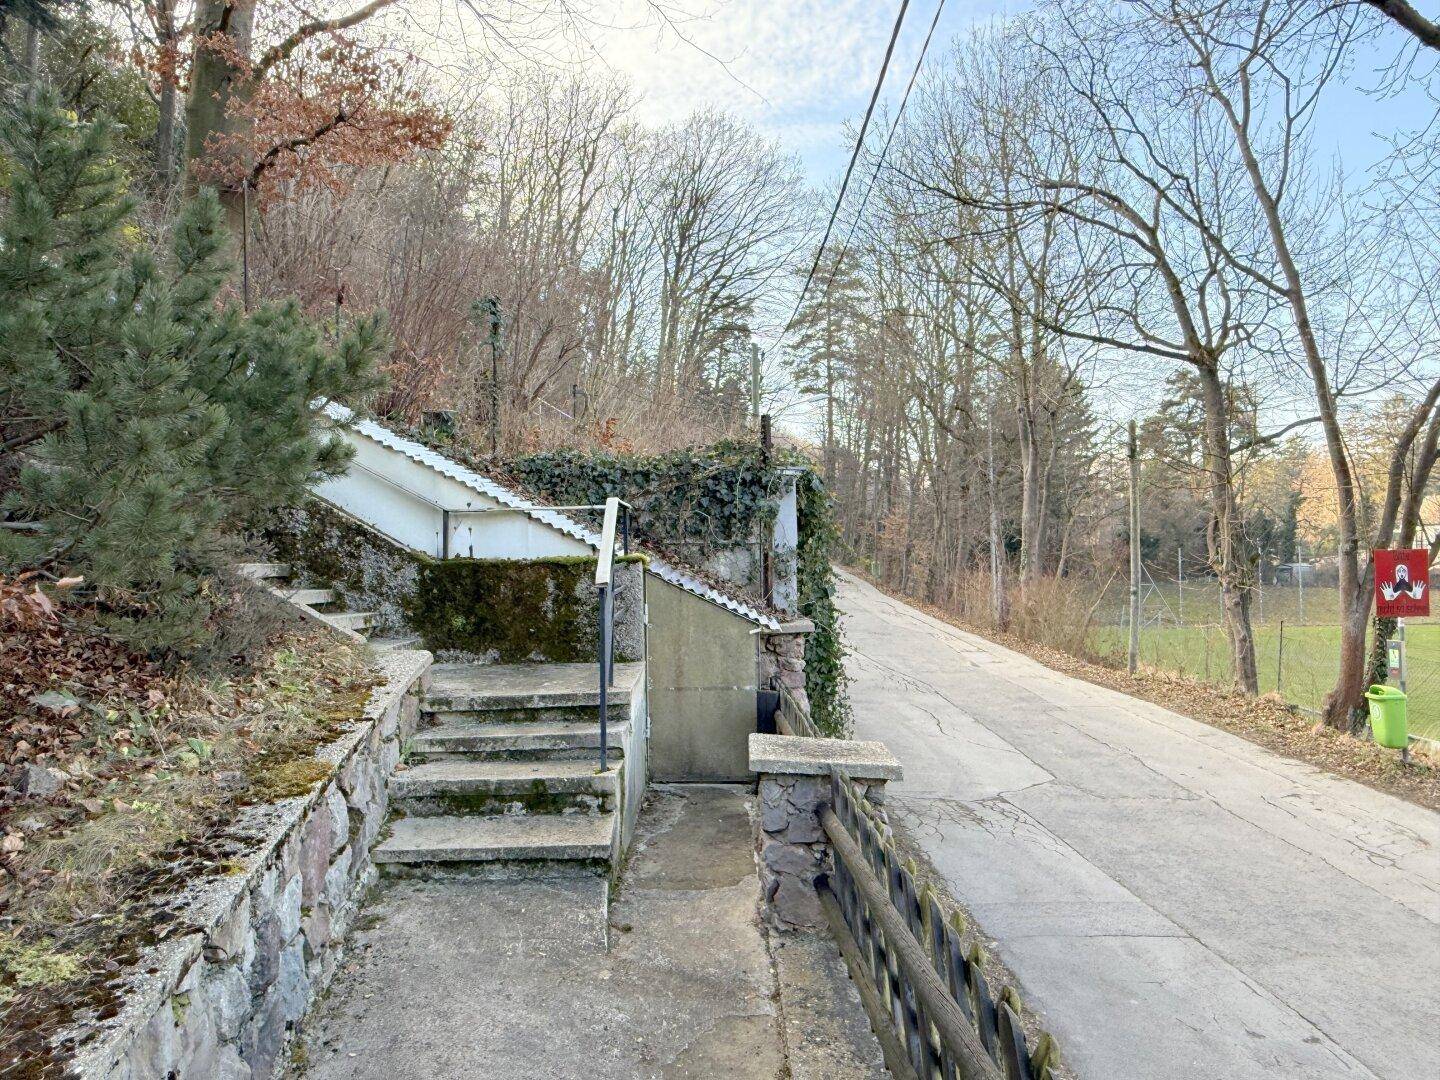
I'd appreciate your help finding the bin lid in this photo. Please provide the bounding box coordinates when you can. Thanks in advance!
[1365,684,1406,701]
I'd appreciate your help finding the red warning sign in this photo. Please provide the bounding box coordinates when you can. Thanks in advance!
[1375,548,1430,618]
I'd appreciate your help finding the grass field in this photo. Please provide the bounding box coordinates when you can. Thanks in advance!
[1089,583,1440,741]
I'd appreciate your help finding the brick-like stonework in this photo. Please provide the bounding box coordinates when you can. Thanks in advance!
[757,773,832,930]
[751,733,901,933]
[61,649,431,1080]
[759,619,813,715]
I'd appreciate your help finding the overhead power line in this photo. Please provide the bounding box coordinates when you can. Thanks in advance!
[778,0,914,348]
[822,0,948,298]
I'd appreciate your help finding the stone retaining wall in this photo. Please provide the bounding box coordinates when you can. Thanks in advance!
[65,648,432,1079]
[758,619,813,716]
[749,733,902,933]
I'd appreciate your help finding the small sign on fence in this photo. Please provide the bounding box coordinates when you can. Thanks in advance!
[1374,548,1430,619]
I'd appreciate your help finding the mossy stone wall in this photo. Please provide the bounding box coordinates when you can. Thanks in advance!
[259,502,426,636]
[404,557,642,664]
[261,500,644,664]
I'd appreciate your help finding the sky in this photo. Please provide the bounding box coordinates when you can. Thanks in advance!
[389,0,1436,433]
[552,0,1433,186]
[570,0,1019,181]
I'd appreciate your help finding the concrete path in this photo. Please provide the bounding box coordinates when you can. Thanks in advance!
[289,785,885,1079]
[839,570,1440,1080]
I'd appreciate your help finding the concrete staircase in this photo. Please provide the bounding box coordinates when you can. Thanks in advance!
[236,561,377,643]
[374,662,643,879]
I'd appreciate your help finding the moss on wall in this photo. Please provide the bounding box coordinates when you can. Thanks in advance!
[404,557,635,664]
[258,501,428,636]
[258,501,644,664]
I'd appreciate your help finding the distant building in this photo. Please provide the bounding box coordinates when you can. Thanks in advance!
[1274,562,1315,585]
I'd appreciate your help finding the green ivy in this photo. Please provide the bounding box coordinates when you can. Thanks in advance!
[507,441,850,734]
[793,469,851,736]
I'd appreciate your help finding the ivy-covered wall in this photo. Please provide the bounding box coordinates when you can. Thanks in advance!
[507,442,851,735]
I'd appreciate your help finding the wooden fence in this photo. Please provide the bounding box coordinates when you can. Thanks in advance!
[820,774,1061,1080]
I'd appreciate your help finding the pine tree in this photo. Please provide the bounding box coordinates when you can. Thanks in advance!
[0,92,384,650]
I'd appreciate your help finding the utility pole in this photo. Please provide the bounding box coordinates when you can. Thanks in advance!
[760,414,773,603]
[1127,420,1141,675]
[477,296,503,457]
[824,299,836,486]
[1177,546,1184,624]
[1297,543,1305,623]
[750,343,762,427]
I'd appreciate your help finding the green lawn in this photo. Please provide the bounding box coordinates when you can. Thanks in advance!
[1089,583,1440,741]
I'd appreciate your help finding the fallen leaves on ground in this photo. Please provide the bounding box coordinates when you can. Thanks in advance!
[0,575,379,1072]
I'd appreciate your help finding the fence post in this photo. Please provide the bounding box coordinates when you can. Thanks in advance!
[1276,619,1285,694]
[1127,421,1140,675]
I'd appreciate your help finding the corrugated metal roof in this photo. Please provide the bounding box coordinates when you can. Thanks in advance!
[323,404,780,629]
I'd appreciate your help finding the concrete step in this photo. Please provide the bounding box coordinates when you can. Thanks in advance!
[236,561,290,581]
[425,703,631,726]
[368,635,423,654]
[278,587,336,607]
[374,812,615,876]
[420,662,644,718]
[390,760,619,817]
[320,611,374,633]
[410,721,629,763]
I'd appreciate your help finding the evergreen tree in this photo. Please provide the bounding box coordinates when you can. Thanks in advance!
[0,92,384,650]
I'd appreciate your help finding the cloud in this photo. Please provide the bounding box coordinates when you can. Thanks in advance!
[587,1,892,120]
[386,0,984,177]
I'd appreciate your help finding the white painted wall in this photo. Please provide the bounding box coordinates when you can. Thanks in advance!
[771,469,801,615]
[314,428,591,560]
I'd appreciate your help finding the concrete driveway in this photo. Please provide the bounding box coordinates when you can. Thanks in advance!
[839,570,1440,1080]
[288,785,884,1079]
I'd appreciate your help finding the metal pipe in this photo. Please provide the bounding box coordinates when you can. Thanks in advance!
[605,586,615,688]
[597,582,609,772]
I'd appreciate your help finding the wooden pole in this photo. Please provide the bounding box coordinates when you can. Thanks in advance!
[761,414,773,604]
[1177,546,1184,623]
[986,368,1004,629]
[241,179,251,313]
[1128,420,1140,675]
[1277,619,1285,693]
[750,343,762,427]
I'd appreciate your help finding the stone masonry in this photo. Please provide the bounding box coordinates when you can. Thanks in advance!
[749,733,902,932]
[759,618,813,716]
[62,649,431,1080]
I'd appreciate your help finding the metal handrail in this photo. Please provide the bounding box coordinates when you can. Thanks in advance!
[343,459,628,559]
[594,496,632,771]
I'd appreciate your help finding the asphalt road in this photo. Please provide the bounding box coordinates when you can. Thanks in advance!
[839,570,1440,1080]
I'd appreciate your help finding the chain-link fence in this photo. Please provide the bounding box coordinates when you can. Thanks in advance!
[1087,575,1440,742]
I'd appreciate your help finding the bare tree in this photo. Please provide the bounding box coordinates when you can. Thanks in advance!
[1143,0,1440,725]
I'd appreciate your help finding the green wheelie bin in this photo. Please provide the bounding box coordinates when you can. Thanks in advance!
[1364,685,1408,749]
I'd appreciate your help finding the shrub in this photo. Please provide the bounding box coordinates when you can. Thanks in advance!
[0,93,384,651]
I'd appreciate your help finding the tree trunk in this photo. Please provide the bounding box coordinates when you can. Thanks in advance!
[1017,402,1045,584]
[23,17,39,71]
[157,81,177,191]
[184,0,255,239]
[1196,361,1259,694]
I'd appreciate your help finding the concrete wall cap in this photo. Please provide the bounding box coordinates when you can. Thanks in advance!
[760,618,815,636]
[748,733,902,781]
